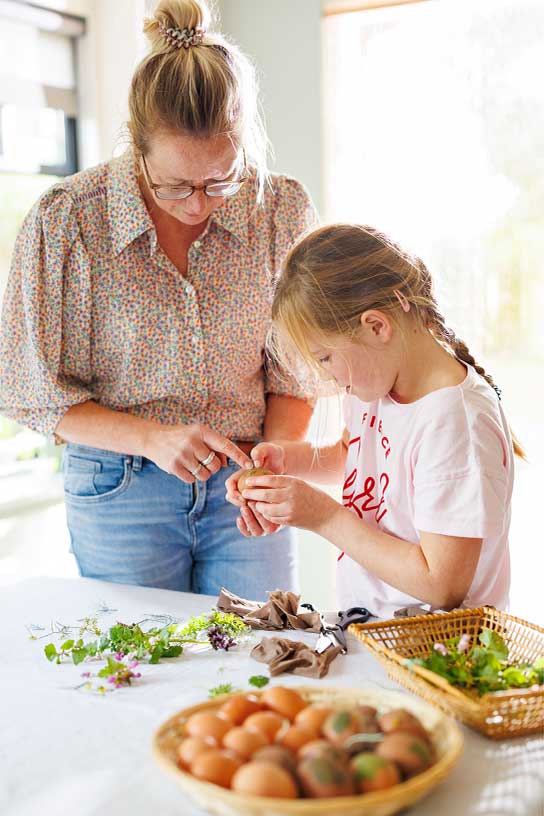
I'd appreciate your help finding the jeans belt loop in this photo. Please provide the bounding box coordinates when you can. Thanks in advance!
[131,455,143,472]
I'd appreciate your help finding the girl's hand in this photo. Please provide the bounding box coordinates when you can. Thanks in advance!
[143,422,252,483]
[226,442,286,537]
[225,442,286,508]
[240,474,337,532]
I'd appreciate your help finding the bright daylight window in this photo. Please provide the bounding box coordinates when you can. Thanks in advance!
[0,2,84,512]
[324,0,543,604]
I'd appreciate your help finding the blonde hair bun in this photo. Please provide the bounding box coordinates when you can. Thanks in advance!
[144,0,211,51]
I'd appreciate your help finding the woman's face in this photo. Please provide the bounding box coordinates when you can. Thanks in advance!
[141,130,243,226]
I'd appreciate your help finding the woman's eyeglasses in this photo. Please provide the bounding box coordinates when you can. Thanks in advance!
[140,150,250,200]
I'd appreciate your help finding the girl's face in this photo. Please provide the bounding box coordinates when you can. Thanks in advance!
[308,312,398,402]
[140,130,243,226]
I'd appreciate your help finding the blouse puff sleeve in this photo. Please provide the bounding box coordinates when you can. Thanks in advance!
[0,187,94,436]
[264,175,319,404]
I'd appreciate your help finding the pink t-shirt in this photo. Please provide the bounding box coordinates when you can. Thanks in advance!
[337,364,513,618]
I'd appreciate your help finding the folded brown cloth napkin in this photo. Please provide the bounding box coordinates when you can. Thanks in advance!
[251,636,342,678]
[217,587,322,632]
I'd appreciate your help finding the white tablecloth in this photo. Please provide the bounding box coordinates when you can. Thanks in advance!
[1,577,542,816]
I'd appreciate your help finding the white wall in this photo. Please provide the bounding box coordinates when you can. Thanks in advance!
[217,0,324,213]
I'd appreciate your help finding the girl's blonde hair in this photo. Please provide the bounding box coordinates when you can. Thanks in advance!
[272,223,525,458]
[128,0,268,198]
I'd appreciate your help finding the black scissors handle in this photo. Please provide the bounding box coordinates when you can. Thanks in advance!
[338,606,372,629]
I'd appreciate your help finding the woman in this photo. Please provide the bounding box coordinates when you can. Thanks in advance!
[0,0,316,599]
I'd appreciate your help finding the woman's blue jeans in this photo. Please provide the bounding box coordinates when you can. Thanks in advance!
[62,443,298,601]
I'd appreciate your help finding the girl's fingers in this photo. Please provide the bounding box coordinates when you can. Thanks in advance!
[241,487,287,503]
[244,475,288,489]
[249,502,280,534]
[236,515,252,538]
[241,505,266,537]
[254,500,288,520]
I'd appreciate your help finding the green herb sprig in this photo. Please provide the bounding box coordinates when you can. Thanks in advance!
[410,628,544,696]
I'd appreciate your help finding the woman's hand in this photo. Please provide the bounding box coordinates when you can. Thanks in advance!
[143,422,252,483]
[240,474,338,532]
[225,442,286,538]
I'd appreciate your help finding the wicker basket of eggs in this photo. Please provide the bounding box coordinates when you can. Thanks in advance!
[154,684,463,816]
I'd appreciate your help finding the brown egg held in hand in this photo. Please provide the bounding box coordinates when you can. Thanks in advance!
[232,761,298,798]
[177,735,217,769]
[350,752,402,793]
[223,726,268,760]
[237,467,274,493]
[218,694,264,726]
[185,711,231,743]
[190,749,243,788]
[261,686,307,721]
[244,710,286,742]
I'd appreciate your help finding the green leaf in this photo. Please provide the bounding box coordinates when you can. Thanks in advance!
[533,656,544,670]
[44,643,57,661]
[72,649,87,665]
[208,682,235,698]
[161,645,183,658]
[61,639,74,651]
[149,645,164,664]
[248,675,269,688]
[479,629,508,661]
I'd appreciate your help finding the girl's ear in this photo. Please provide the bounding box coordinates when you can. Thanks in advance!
[359,310,393,344]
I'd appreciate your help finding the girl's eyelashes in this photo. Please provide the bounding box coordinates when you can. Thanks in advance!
[318,355,330,364]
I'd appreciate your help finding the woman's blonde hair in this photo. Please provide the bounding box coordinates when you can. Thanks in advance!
[128,0,268,198]
[272,223,525,458]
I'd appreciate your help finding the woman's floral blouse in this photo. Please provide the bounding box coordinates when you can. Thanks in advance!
[0,151,317,441]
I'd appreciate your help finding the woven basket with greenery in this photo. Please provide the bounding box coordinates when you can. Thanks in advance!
[350,606,544,739]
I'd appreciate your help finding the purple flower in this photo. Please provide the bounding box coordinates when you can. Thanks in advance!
[207,625,237,651]
[115,651,125,661]
[434,642,449,656]
[107,675,117,684]
[129,660,139,668]
[81,671,91,678]
[458,633,471,653]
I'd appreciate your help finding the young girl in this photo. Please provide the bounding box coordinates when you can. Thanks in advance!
[226,224,520,617]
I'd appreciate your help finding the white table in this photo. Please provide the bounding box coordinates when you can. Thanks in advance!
[1,578,542,816]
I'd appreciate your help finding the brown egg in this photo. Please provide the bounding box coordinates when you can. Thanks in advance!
[378,709,430,742]
[176,735,217,769]
[298,739,350,766]
[322,709,366,745]
[376,731,433,778]
[185,711,232,743]
[356,705,378,721]
[238,467,274,492]
[223,726,269,759]
[190,749,243,788]
[219,694,264,726]
[252,745,298,776]
[277,724,316,753]
[231,760,298,798]
[350,752,401,793]
[261,686,307,721]
[294,705,333,735]
[245,710,286,742]
[342,717,383,756]
[297,756,355,798]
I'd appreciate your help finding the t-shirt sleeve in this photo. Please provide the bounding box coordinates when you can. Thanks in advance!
[264,175,319,403]
[412,409,510,539]
[0,187,94,434]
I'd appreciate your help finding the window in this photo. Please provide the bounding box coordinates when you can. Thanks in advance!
[0,2,85,511]
[324,0,543,617]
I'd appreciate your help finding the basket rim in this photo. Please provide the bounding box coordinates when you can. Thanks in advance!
[349,606,544,635]
[153,685,464,810]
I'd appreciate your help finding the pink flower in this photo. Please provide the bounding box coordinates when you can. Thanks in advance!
[458,633,471,653]
[434,642,449,656]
